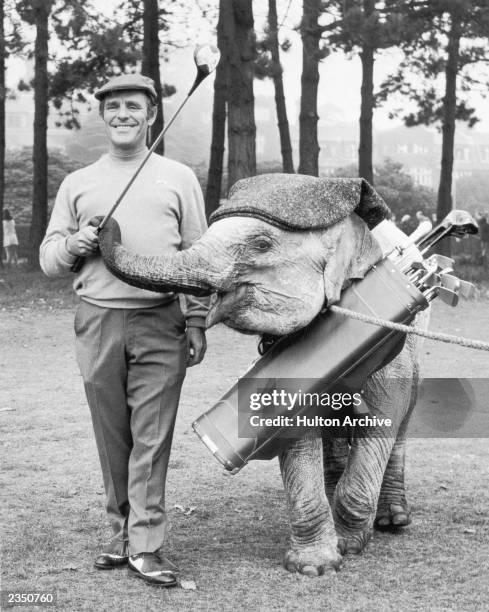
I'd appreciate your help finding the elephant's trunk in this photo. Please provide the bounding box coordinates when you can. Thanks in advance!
[99,219,229,296]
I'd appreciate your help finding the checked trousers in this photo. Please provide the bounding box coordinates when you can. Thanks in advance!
[74,299,187,555]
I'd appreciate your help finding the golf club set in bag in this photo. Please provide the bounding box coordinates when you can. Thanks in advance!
[401,210,478,307]
[193,211,479,474]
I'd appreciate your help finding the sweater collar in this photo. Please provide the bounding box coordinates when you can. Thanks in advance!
[107,147,149,165]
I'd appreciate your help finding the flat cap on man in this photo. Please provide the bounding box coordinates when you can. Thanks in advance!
[94,74,157,103]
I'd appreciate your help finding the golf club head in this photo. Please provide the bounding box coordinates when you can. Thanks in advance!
[418,210,478,254]
[418,272,441,290]
[194,43,220,75]
[425,254,455,272]
[437,286,459,307]
[458,280,476,299]
[188,43,221,95]
[443,210,479,236]
[423,285,459,306]
[440,275,475,299]
[439,273,461,293]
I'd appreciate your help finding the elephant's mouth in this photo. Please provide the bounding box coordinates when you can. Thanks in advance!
[206,285,253,329]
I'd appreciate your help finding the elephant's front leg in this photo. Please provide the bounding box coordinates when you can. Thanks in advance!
[334,431,395,554]
[333,360,415,554]
[279,430,342,577]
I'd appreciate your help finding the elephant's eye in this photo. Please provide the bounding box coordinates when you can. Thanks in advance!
[250,236,273,252]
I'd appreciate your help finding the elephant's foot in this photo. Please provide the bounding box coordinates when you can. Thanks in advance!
[333,494,374,555]
[375,499,411,530]
[284,543,342,577]
[335,524,372,555]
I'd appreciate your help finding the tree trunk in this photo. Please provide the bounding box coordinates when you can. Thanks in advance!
[436,15,461,256]
[142,0,164,155]
[29,0,51,269]
[205,0,227,219]
[358,0,375,184]
[225,0,256,191]
[299,0,321,176]
[0,0,5,267]
[268,0,294,173]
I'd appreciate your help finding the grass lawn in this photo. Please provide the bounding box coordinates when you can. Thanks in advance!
[1,266,489,611]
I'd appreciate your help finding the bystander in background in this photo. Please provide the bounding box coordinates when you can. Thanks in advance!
[476,212,489,266]
[2,209,19,266]
[399,214,416,236]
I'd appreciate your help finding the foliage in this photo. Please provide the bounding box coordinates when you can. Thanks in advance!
[333,158,437,219]
[455,172,489,214]
[323,0,416,55]
[377,0,489,129]
[4,147,83,222]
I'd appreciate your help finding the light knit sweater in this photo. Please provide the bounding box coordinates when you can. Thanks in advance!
[40,150,209,326]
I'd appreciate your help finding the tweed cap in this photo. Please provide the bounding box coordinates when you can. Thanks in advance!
[210,174,390,230]
[94,74,157,103]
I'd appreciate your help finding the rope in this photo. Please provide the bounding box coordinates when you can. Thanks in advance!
[329,305,489,352]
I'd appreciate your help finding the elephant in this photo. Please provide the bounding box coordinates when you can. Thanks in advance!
[97,173,424,577]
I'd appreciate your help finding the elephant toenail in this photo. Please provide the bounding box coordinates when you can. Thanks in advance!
[392,513,410,526]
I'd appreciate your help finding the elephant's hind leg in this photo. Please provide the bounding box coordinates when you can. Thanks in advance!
[322,428,350,506]
[375,367,419,530]
[280,431,342,577]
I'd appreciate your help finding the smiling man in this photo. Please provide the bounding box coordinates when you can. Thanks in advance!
[40,74,209,587]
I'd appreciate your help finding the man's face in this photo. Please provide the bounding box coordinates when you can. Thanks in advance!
[102,91,156,153]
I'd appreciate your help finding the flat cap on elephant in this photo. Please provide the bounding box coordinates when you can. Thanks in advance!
[210,174,391,230]
[97,174,422,578]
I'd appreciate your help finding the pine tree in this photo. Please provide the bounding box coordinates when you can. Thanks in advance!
[205,0,227,218]
[322,0,416,184]
[378,0,489,253]
[255,0,294,173]
[224,0,256,190]
[299,0,323,176]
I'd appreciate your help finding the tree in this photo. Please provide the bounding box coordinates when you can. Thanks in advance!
[299,0,323,176]
[205,0,228,218]
[1,1,27,264]
[16,0,142,267]
[224,0,256,190]
[378,0,489,253]
[0,0,5,264]
[255,0,294,173]
[16,0,54,269]
[122,0,177,155]
[322,0,416,184]
[5,147,83,218]
[142,0,164,154]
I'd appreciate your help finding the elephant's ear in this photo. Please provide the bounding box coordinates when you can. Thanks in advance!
[322,214,383,307]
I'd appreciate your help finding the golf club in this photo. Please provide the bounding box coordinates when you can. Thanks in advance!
[71,43,221,273]
[416,210,478,255]
[425,254,455,272]
[423,285,459,307]
[439,274,475,299]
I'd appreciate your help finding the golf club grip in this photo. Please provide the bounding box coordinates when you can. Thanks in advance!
[71,255,85,273]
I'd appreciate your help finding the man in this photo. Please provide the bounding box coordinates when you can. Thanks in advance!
[40,74,208,587]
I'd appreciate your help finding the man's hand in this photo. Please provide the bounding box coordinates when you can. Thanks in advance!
[186,326,207,367]
[66,223,100,257]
